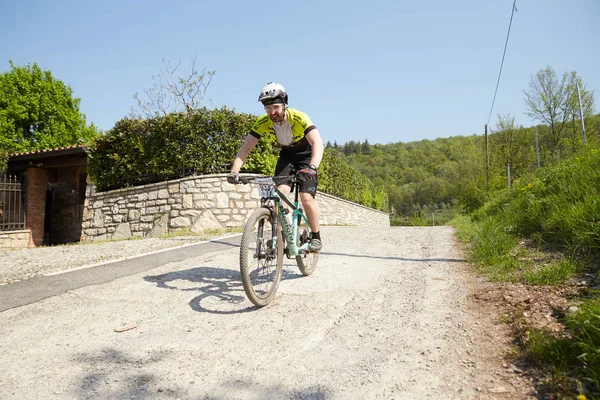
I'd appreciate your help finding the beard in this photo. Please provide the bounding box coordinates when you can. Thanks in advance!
[269,112,286,125]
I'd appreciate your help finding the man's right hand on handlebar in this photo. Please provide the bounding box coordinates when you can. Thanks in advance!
[227,172,241,184]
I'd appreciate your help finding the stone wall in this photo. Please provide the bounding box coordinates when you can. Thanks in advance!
[0,229,31,249]
[317,192,389,227]
[81,174,390,242]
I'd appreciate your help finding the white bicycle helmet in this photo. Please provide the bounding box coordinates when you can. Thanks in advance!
[258,82,288,105]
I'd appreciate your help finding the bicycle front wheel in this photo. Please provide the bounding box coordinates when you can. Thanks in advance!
[296,227,319,276]
[240,208,283,307]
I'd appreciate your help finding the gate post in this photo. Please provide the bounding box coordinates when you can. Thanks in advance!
[25,168,47,247]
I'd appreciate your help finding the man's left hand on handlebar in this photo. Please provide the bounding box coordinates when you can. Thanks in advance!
[298,168,316,181]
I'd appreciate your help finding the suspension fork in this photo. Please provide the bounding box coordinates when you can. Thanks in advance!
[260,199,280,253]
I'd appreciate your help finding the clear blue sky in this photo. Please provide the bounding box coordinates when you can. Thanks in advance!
[2,0,599,145]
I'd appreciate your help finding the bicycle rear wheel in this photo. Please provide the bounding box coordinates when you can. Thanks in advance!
[240,208,283,307]
[296,227,319,276]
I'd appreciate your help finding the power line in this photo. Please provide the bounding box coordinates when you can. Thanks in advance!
[487,0,518,126]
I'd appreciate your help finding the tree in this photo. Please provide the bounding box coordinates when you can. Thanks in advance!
[440,136,488,213]
[131,56,215,118]
[0,61,99,154]
[491,113,534,186]
[362,139,371,154]
[524,66,595,160]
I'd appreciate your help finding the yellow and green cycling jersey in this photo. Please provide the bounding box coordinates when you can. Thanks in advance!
[249,108,316,152]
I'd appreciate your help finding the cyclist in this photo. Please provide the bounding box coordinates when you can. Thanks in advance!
[229,82,324,252]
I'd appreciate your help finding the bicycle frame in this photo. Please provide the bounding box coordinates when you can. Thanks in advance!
[260,178,312,258]
[234,173,319,306]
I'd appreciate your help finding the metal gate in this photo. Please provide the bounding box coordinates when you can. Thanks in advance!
[0,174,26,231]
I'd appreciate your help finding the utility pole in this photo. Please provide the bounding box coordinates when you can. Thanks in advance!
[576,83,587,148]
[485,124,490,193]
[535,126,540,168]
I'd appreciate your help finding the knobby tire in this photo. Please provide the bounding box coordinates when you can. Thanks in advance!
[296,227,319,276]
[240,208,283,307]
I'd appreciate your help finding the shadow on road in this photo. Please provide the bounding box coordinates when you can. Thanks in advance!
[144,266,301,315]
[72,347,184,399]
[320,251,465,263]
[72,346,332,399]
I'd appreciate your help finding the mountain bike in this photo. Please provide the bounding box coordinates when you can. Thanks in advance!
[229,173,319,307]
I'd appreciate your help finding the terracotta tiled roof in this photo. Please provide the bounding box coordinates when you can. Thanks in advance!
[9,145,87,158]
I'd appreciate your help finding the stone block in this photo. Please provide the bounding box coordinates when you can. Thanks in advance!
[95,233,110,241]
[168,183,180,194]
[191,210,224,233]
[93,209,104,228]
[195,200,214,209]
[183,194,193,209]
[82,208,93,221]
[182,180,196,190]
[147,214,169,238]
[181,210,202,217]
[170,216,191,228]
[216,192,229,208]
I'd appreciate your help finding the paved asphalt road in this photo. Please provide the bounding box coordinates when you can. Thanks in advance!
[0,236,241,312]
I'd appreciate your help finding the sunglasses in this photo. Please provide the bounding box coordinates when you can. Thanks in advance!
[264,104,284,113]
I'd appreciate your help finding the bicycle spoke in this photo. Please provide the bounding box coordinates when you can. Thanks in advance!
[240,208,283,306]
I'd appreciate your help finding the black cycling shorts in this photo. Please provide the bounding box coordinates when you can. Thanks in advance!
[275,148,318,198]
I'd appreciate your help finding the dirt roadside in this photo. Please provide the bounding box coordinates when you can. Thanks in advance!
[0,226,537,399]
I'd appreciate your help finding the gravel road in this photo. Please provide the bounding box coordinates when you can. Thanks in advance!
[0,226,535,399]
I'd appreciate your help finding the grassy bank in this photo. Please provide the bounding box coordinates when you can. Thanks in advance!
[452,150,600,398]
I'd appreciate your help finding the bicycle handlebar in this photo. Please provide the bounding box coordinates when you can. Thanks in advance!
[228,174,301,185]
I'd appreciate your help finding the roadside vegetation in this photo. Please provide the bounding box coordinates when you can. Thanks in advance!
[452,150,600,399]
